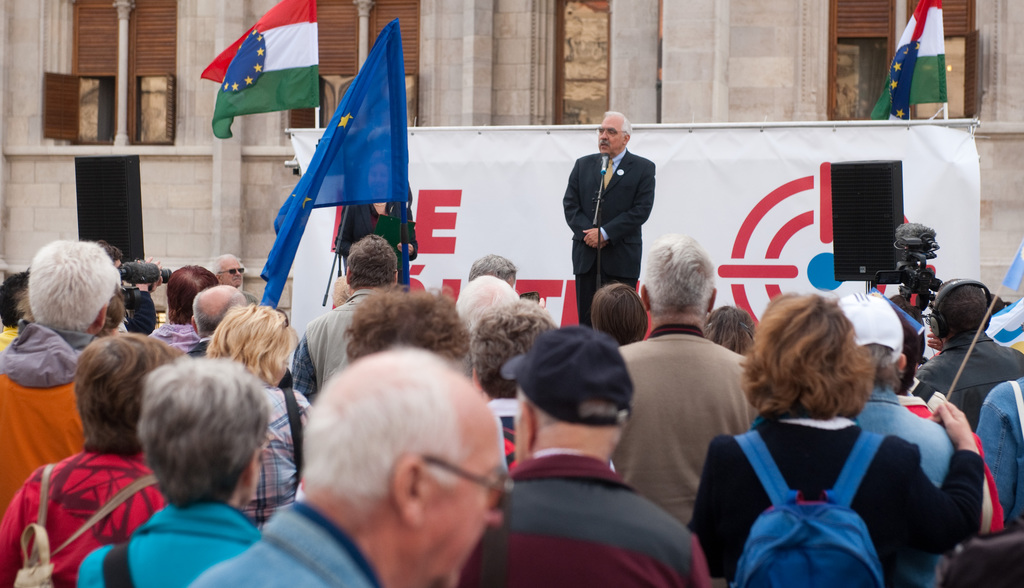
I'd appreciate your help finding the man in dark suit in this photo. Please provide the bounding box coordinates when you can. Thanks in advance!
[563,111,655,326]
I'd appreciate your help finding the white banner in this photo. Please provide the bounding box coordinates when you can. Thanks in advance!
[288,123,980,338]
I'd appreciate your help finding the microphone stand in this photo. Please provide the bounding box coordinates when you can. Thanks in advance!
[593,161,608,291]
[322,206,350,307]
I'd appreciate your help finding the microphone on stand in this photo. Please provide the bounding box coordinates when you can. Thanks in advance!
[599,154,610,178]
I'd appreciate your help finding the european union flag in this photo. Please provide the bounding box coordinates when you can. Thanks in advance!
[261,19,408,307]
[1003,236,1024,291]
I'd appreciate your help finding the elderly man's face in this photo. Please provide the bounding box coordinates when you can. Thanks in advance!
[217,259,245,288]
[420,378,504,588]
[597,113,629,158]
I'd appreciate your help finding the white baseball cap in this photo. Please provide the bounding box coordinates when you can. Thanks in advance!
[839,293,904,362]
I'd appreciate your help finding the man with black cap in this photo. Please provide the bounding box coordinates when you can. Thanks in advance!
[457,326,711,588]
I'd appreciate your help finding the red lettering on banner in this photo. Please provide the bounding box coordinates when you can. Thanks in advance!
[408,265,426,291]
[442,279,461,299]
[416,190,461,254]
[561,280,579,327]
[515,280,565,304]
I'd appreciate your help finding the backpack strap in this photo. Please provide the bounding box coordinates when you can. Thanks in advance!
[281,386,303,484]
[735,431,791,506]
[36,464,55,529]
[829,432,884,507]
[101,543,135,588]
[1010,381,1024,442]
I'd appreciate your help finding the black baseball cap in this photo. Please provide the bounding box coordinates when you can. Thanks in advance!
[500,326,632,425]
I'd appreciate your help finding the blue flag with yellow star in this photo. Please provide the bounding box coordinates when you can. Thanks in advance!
[261,19,408,307]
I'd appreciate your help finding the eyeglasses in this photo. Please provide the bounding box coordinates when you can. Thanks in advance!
[219,268,245,275]
[422,455,512,511]
[596,127,620,136]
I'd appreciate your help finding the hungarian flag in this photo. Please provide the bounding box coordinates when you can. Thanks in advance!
[871,0,946,120]
[203,0,319,139]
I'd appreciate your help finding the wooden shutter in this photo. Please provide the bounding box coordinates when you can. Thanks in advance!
[132,0,177,76]
[371,0,420,74]
[164,74,177,143]
[129,1,177,143]
[964,29,980,118]
[835,0,891,37]
[290,108,316,129]
[43,73,80,141]
[318,0,359,76]
[74,0,118,75]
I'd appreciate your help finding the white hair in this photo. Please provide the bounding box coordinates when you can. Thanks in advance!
[456,275,519,333]
[604,111,632,136]
[643,234,715,317]
[29,240,121,332]
[303,349,464,510]
[211,254,240,274]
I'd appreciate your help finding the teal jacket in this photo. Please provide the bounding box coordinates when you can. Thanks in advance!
[77,502,259,588]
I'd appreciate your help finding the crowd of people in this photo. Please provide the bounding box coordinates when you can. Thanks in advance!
[0,113,1022,587]
[0,232,1022,588]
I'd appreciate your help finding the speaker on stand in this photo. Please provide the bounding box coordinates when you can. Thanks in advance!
[75,155,145,261]
[830,160,904,284]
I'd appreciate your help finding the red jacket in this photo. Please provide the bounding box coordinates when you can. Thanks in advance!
[0,452,165,588]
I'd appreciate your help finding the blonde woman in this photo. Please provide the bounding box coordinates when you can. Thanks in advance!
[208,305,307,528]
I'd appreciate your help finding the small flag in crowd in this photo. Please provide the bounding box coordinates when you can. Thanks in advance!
[261,20,409,308]
[203,0,319,139]
[987,298,1024,353]
[871,0,947,120]
[1003,236,1024,291]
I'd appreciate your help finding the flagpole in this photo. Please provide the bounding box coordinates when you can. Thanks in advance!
[400,197,411,288]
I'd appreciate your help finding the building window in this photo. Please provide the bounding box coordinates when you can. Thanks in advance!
[556,1,609,125]
[829,0,977,120]
[290,0,419,129]
[43,0,176,144]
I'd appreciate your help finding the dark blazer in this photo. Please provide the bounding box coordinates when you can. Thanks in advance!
[337,198,418,262]
[563,150,656,278]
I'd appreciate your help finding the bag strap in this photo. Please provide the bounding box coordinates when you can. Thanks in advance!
[36,464,55,529]
[830,431,884,507]
[735,431,790,505]
[1011,381,1024,442]
[52,474,156,556]
[19,523,51,569]
[282,386,303,482]
[101,543,134,588]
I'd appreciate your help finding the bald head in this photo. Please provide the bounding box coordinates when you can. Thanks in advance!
[302,349,501,588]
[193,285,248,337]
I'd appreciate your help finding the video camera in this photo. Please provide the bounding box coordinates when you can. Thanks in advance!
[874,222,943,311]
[118,261,172,312]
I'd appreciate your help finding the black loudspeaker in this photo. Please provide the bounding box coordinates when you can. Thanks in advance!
[75,155,144,261]
[830,160,904,282]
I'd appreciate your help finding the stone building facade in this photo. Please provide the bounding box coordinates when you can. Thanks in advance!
[1,0,1022,310]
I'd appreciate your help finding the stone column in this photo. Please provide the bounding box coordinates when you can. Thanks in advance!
[212,0,244,259]
[462,0,493,125]
[609,0,658,123]
[113,0,133,146]
[355,0,375,69]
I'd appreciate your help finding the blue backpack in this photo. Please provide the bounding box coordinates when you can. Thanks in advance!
[732,430,886,588]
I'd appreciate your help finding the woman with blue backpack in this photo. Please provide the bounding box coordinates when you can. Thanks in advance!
[689,293,984,587]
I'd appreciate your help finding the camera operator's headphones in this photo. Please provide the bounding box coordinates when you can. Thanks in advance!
[926,279,992,339]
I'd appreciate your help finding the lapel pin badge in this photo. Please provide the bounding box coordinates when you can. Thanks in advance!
[616,169,625,176]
